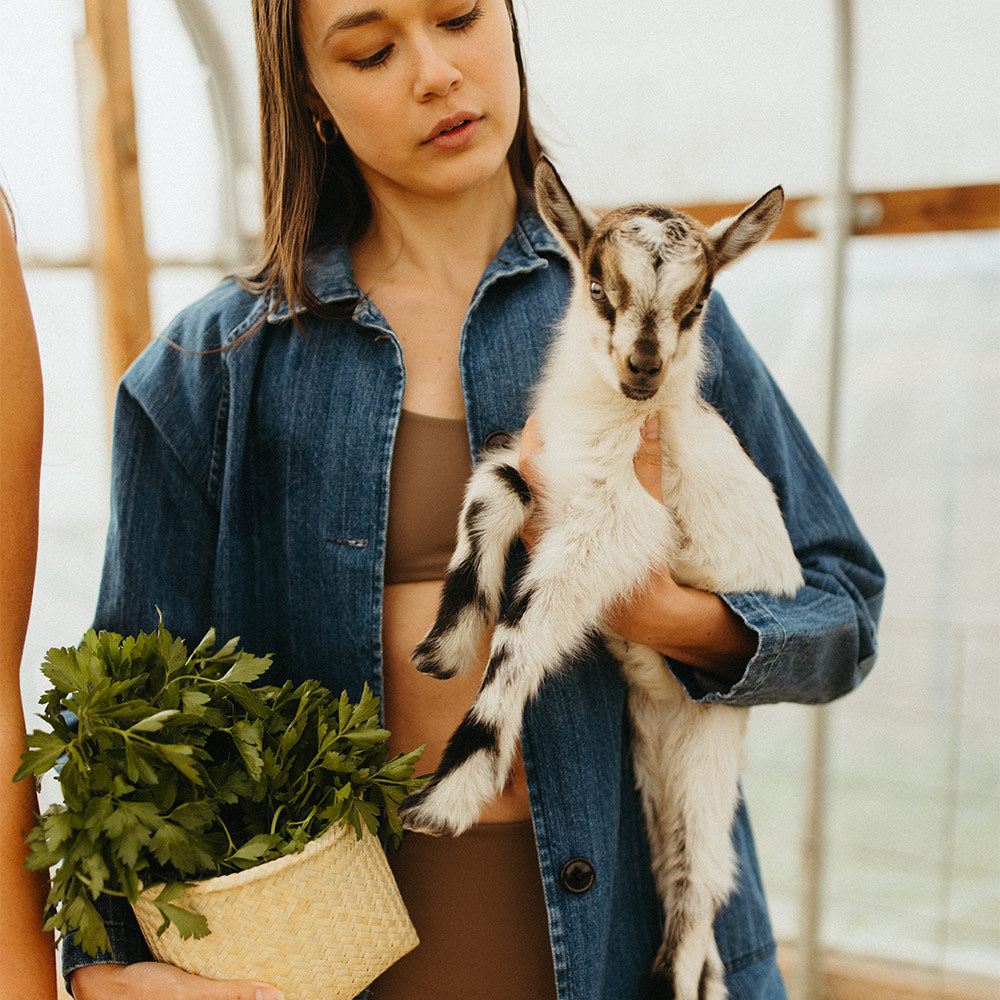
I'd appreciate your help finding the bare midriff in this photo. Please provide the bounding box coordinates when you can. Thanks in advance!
[381,579,532,823]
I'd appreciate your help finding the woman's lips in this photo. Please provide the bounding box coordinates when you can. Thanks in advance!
[423,113,482,150]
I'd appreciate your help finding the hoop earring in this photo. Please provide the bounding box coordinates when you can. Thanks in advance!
[313,114,339,144]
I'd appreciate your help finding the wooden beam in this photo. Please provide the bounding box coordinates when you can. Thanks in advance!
[82,0,152,404]
[672,183,1000,240]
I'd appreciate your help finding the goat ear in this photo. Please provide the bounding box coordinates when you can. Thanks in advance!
[534,157,591,261]
[709,186,785,270]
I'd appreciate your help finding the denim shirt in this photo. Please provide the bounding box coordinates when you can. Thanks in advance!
[63,212,884,999]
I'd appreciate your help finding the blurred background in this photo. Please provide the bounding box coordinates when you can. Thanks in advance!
[2,1,997,997]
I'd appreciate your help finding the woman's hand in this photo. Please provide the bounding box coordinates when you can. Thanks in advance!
[517,413,756,686]
[71,962,285,1000]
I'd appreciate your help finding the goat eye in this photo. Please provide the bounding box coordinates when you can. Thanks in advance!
[688,299,705,318]
[589,281,605,301]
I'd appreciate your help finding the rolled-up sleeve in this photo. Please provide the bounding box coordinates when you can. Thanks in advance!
[674,293,885,707]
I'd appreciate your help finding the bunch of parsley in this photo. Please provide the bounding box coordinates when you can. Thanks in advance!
[15,621,427,957]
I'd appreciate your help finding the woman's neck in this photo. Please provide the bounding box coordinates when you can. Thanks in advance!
[351,169,519,297]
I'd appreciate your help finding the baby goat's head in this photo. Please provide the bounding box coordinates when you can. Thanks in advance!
[534,158,784,401]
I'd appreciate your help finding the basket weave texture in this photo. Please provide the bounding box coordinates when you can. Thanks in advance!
[132,821,418,1000]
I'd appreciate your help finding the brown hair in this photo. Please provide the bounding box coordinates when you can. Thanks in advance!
[0,185,15,238]
[240,0,545,321]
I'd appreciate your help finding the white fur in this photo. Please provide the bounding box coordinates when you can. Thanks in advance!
[399,162,799,999]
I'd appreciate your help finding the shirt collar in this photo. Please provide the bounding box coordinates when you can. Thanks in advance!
[265,210,564,323]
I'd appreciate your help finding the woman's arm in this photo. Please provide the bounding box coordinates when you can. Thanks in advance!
[0,203,57,1000]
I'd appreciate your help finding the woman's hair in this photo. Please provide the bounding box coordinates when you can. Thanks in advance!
[1,185,15,237]
[240,0,545,320]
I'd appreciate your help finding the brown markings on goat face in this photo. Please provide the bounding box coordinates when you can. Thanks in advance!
[582,230,617,326]
[583,206,718,372]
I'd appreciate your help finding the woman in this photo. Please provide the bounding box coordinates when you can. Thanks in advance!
[1,190,57,1000]
[66,1,884,998]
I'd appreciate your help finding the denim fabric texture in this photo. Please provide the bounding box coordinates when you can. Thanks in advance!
[62,212,884,999]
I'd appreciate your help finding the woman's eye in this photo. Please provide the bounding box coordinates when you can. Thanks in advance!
[589,281,605,301]
[442,3,484,31]
[351,45,393,71]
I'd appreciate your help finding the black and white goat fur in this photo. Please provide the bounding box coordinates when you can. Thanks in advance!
[397,159,803,1000]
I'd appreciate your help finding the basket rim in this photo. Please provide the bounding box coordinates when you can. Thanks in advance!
[137,819,362,902]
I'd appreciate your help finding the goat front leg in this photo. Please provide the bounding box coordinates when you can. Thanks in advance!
[621,646,748,1000]
[412,441,532,680]
[400,518,634,835]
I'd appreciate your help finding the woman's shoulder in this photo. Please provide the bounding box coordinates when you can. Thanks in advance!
[159,275,267,354]
[117,277,267,447]
[125,276,264,380]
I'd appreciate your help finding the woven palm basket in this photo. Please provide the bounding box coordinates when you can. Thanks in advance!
[131,821,418,999]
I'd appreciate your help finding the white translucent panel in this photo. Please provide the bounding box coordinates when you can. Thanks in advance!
[738,231,999,977]
[19,269,109,761]
[0,3,89,257]
[130,0,223,259]
[517,0,1000,204]
[19,266,227,795]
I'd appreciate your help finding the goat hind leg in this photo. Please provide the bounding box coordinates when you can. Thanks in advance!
[625,657,748,1000]
[412,446,531,679]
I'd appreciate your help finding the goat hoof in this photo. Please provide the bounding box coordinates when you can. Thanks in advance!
[398,787,463,837]
[414,658,456,679]
[411,638,459,679]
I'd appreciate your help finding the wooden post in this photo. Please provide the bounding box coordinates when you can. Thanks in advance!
[82,0,152,410]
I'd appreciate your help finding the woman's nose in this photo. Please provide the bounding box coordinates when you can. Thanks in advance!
[412,37,462,99]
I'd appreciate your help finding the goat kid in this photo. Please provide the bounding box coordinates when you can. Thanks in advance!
[398,159,803,1000]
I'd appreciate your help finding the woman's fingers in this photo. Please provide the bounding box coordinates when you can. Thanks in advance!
[71,961,285,1000]
[517,414,544,551]
[517,413,543,491]
[633,414,663,502]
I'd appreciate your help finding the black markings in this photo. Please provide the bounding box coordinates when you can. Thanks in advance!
[482,644,510,689]
[643,206,681,224]
[499,586,534,628]
[493,463,532,506]
[434,714,500,780]
[643,968,677,1000]
[464,498,487,534]
[429,554,483,633]
[481,430,514,453]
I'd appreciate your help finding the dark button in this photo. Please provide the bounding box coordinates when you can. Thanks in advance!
[482,429,514,452]
[559,857,596,894]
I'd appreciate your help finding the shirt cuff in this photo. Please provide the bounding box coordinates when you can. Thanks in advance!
[61,893,153,996]
[666,590,789,705]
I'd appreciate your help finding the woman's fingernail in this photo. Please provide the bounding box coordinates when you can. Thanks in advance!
[642,414,659,440]
[256,989,285,1000]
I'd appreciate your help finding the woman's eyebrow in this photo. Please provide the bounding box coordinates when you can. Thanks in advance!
[323,8,387,43]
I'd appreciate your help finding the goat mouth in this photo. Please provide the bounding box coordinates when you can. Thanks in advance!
[621,384,658,401]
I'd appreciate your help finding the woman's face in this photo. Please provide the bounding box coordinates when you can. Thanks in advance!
[297,0,522,206]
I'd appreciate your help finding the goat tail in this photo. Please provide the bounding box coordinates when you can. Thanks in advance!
[412,440,533,679]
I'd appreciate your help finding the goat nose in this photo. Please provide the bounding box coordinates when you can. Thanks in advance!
[627,353,662,378]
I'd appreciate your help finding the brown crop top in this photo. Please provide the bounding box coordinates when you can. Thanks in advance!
[384,410,473,585]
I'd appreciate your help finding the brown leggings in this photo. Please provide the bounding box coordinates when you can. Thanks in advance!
[370,820,558,999]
